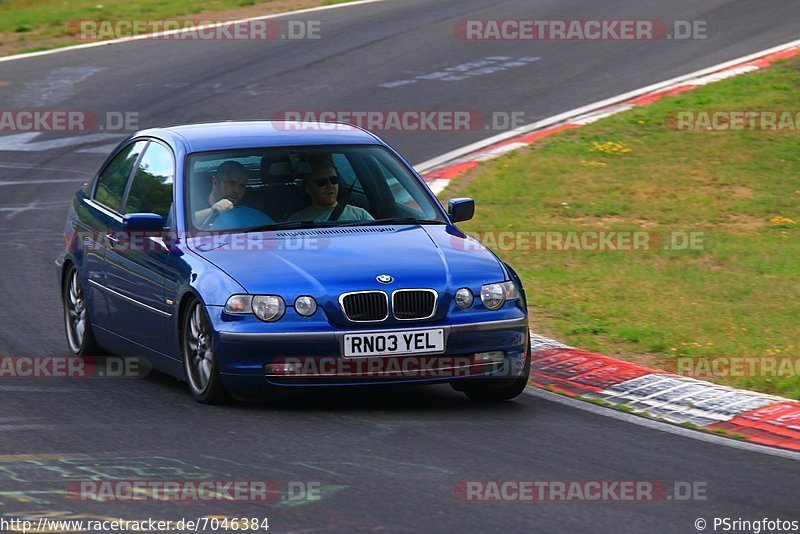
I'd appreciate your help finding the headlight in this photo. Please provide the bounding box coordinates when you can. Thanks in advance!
[480,281,519,310]
[252,295,285,322]
[294,296,317,317]
[455,288,474,309]
[224,294,253,314]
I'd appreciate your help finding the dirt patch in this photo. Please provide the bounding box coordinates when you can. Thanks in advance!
[716,214,767,232]
[728,185,756,197]
[565,215,659,228]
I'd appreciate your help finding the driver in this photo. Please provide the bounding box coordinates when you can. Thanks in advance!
[288,158,373,222]
[194,160,249,224]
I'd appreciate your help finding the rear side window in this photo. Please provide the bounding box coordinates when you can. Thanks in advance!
[94,141,147,212]
[124,141,175,219]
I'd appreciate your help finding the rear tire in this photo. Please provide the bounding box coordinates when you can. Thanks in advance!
[182,297,230,404]
[63,264,99,356]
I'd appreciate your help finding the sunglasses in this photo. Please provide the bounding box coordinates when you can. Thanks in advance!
[311,176,340,187]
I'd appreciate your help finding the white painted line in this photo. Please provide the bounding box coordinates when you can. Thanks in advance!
[480,142,529,157]
[0,132,121,152]
[0,0,386,64]
[380,56,541,88]
[529,332,571,351]
[415,38,800,173]
[625,379,697,404]
[0,162,87,174]
[526,387,800,461]
[689,391,739,410]
[426,179,450,196]
[572,104,634,125]
[0,179,83,186]
[689,65,760,86]
[599,375,676,401]
[76,143,122,154]
[644,384,722,411]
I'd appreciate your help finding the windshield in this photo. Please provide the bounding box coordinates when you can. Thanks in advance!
[185,145,447,231]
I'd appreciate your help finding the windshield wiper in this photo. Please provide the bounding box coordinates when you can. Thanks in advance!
[338,217,445,227]
[246,220,339,232]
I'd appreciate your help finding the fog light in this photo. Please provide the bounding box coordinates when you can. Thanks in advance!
[294,296,317,317]
[267,361,303,376]
[474,351,505,364]
[455,288,474,309]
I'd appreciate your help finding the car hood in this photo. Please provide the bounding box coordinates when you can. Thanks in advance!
[188,225,506,324]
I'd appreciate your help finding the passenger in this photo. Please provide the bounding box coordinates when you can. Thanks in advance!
[288,159,373,222]
[194,160,249,224]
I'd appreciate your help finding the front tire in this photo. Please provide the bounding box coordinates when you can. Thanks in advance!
[63,264,99,356]
[182,298,229,404]
[461,341,532,402]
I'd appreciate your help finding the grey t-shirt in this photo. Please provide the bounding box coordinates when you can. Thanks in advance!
[288,204,373,222]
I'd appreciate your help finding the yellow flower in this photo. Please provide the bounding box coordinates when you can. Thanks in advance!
[589,140,633,155]
[770,216,797,226]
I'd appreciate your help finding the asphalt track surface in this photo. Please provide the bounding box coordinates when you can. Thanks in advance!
[0,0,799,531]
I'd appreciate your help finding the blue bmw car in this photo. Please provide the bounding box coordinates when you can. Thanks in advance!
[58,121,530,403]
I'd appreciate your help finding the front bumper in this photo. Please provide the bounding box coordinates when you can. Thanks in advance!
[212,314,529,390]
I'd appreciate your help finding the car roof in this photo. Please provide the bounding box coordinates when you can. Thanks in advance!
[134,121,383,152]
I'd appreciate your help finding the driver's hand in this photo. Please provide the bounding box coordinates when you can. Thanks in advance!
[212,199,234,214]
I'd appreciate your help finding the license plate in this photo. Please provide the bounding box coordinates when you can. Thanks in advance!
[343,328,445,358]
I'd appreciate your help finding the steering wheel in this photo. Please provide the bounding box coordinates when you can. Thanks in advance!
[201,206,274,230]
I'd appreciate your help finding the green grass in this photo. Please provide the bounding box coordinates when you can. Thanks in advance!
[0,0,357,56]
[446,57,800,399]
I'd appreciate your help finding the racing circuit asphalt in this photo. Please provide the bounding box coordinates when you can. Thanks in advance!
[0,0,799,531]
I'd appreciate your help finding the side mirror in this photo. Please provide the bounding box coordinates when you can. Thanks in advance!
[448,198,475,223]
[123,213,164,232]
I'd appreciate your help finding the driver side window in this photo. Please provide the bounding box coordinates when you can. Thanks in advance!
[124,141,175,220]
[94,141,147,213]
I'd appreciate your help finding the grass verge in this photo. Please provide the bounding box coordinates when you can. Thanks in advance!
[445,56,800,399]
[0,0,357,57]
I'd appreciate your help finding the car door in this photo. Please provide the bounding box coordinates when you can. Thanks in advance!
[104,139,176,354]
[83,140,148,332]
